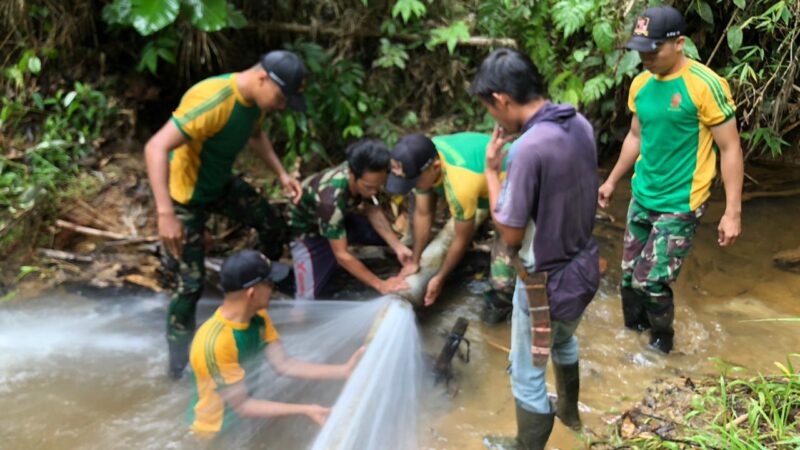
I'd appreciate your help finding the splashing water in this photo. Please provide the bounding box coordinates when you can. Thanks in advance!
[0,293,424,450]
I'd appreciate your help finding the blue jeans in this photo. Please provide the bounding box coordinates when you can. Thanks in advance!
[509,276,582,414]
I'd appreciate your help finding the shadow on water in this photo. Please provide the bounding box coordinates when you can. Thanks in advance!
[1,187,799,450]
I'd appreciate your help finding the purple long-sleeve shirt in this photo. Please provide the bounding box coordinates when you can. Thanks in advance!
[495,101,600,320]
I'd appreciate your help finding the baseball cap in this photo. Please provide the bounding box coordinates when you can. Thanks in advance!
[625,6,687,52]
[386,134,437,195]
[219,250,291,293]
[260,50,308,112]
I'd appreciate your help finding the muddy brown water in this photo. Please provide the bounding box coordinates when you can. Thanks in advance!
[1,181,799,450]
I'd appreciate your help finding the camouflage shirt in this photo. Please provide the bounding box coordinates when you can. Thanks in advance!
[287,162,365,240]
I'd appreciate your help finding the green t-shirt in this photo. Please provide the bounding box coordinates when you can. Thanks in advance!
[629,60,736,213]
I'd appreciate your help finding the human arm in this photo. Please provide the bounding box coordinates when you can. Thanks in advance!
[404,192,437,276]
[365,204,413,268]
[218,381,330,425]
[597,114,641,209]
[329,237,409,294]
[711,119,743,246]
[424,218,475,306]
[249,129,303,204]
[265,340,365,380]
[144,120,189,258]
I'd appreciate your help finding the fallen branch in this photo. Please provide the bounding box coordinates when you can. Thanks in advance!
[742,187,800,202]
[55,219,158,242]
[37,248,93,263]
[486,339,510,354]
[255,21,518,48]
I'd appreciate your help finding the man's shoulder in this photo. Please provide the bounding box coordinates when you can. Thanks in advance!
[683,60,730,98]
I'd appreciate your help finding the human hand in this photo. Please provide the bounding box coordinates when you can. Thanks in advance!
[305,404,330,426]
[485,124,513,174]
[280,174,303,205]
[394,244,413,266]
[399,261,420,277]
[597,180,616,209]
[423,274,444,307]
[377,275,410,294]
[341,346,366,378]
[717,212,741,247]
[158,211,184,259]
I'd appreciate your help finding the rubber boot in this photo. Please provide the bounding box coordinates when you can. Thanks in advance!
[620,286,650,332]
[167,332,192,379]
[646,303,674,354]
[554,362,581,431]
[482,290,513,326]
[483,402,555,450]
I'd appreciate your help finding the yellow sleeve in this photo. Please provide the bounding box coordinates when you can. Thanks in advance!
[627,72,651,114]
[171,80,230,141]
[696,73,736,127]
[213,330,246,386]
[259,311,281,344]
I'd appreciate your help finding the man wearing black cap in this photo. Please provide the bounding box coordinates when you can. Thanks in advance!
[598,6,743,353]
[144,50,308,378]
[386,133,516,321]
[187,250,364,438]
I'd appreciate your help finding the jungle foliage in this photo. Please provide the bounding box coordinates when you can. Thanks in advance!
[0,0,798,242]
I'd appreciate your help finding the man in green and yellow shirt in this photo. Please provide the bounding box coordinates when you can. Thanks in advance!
[188,250,362,439]
[598,6,743,353]
[145,50,306,378]
[386,133,515,323]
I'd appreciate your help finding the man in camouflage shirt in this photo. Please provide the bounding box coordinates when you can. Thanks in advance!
[287,139,413,299]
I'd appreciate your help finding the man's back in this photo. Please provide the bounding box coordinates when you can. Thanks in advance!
[170,73,265,205]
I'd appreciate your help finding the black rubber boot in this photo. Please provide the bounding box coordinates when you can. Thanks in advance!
[516,402,555,450]
[482,290,513,326]
[483,402,555,450]
[647,303,674,354]
[167,333,192,379]
[554,362,581,431]
[621,286,650,332]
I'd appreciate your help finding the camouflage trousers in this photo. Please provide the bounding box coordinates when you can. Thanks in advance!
[621,199,706,310]
[488,235,517,306]
[165,177,285,343]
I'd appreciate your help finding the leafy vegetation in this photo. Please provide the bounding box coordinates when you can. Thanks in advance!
[0,0,797,250]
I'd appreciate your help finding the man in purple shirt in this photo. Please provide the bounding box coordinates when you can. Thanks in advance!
[474,48,600,450]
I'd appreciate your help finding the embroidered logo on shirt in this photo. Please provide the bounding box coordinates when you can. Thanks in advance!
[669,92,683,111]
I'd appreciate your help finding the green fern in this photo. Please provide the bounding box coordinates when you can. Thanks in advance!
[552,0,593,38]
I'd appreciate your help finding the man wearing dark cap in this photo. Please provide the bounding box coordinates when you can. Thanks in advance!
[187,250,364,439]
[386,133,516,321]
[145,50,307,378]
[598,6,743,354]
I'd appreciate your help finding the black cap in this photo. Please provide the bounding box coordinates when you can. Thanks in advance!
[386,134,437,195]
[219,250,291,293]
[625,6,687,52]
[260,50,308,112]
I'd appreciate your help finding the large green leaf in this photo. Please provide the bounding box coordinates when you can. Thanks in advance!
[732,0,746,9]
[727,25,743,54]
[129,0,179,36]
[592,21,615,53]
[683,37,700,60]
[695,0,714,25]
[186,0,228,32]
[617,50,641,76]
